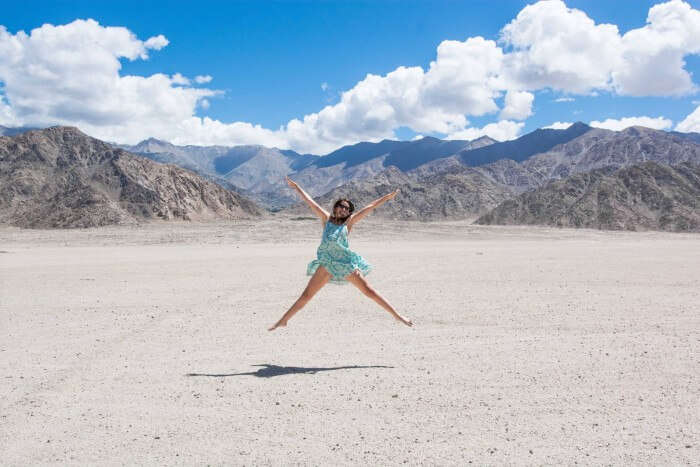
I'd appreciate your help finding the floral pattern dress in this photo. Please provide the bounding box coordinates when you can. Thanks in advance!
[306,220,373,285]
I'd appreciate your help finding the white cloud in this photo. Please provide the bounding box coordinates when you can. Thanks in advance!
[171,73,190,85]
[499,90,534,120]
[501,0,700,97]
[554,97,574,102]
[0,19,216,143]
[676,105,700,132]
[543,121,573,129]
[194,75,212,84]
[500,0,622,93]
[0,93,18,126]
[421,36,504,118]
[320,82,328,91]
[590,116,672,131]
[411,134,424,141]
[144,35,168,51]
[612,0,700,96]
[446,120,524,142]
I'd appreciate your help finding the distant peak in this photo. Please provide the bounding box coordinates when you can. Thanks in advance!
[620,125,655,135]
[138,136,170,145]
[569,121,590,130]
[32,126,90,140]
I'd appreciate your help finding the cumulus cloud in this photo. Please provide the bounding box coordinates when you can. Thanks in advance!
[0,93,18,126]
[543,121,574,129]
[590,116,672,131]
[499,90,534,120]
[500,0,622,93]
[612,0,700,96]
[501,0,700,97]
[0,19,216,143]
[171,73,190,85]
[676,105,700,132]
[446,120,524,142]
[144,34,168,51]
[194,75,213,84]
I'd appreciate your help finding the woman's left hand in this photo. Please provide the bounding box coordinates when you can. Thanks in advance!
[386,189,400,200]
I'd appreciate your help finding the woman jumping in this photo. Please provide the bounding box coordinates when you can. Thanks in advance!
[268,176,413,331]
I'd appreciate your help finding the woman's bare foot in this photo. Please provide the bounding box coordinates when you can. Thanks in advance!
[268,320,288,331]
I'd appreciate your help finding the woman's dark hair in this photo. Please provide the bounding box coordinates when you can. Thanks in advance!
[329,198,354,224]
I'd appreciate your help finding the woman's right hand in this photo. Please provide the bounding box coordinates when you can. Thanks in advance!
[285,176,297,188]
[385,189,399,200]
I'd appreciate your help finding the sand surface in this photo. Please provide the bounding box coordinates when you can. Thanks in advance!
[1,217,698,465]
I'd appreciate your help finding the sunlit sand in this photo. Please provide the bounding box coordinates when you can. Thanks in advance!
[1,217,698,464]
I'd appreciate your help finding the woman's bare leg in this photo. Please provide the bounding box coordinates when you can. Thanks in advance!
[268,266,332,331]
[345,270,413,327]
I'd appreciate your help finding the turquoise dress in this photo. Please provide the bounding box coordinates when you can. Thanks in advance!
[307,220,373,285]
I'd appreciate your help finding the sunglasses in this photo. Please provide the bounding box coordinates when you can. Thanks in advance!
[336,204,350,210]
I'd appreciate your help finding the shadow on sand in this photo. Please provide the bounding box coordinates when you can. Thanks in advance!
[186,363,393,378]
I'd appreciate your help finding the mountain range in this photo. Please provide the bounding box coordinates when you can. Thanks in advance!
[116,123,601,211]
[284,124,700,231]
[1,122,699,231]
[119,134,499,208]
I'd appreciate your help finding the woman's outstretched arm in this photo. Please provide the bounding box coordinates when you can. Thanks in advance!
[286,176,329,223]
[347,189,399,229]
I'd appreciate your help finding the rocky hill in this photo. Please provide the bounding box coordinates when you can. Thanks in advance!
[519,126,700,186]
[0,127,264,228]
[120,139,318,206]
[284,165,515,221]
[475,161,700,232]
[421,125,700,196]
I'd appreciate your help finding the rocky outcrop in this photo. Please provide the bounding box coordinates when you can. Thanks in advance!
[475,161,700,232]
[0,127,264,228]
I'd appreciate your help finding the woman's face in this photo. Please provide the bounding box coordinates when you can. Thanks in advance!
[334,201,351,217]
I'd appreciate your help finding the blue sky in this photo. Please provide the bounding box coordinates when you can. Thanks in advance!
[1,0,700,153]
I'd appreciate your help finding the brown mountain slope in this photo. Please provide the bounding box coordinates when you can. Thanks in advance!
[520,126,700,187]
[0,126,264,228]
[416,126,700,196]
[475,161,700,232]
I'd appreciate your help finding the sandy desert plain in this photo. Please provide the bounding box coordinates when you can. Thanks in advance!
[0,215,698,465]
